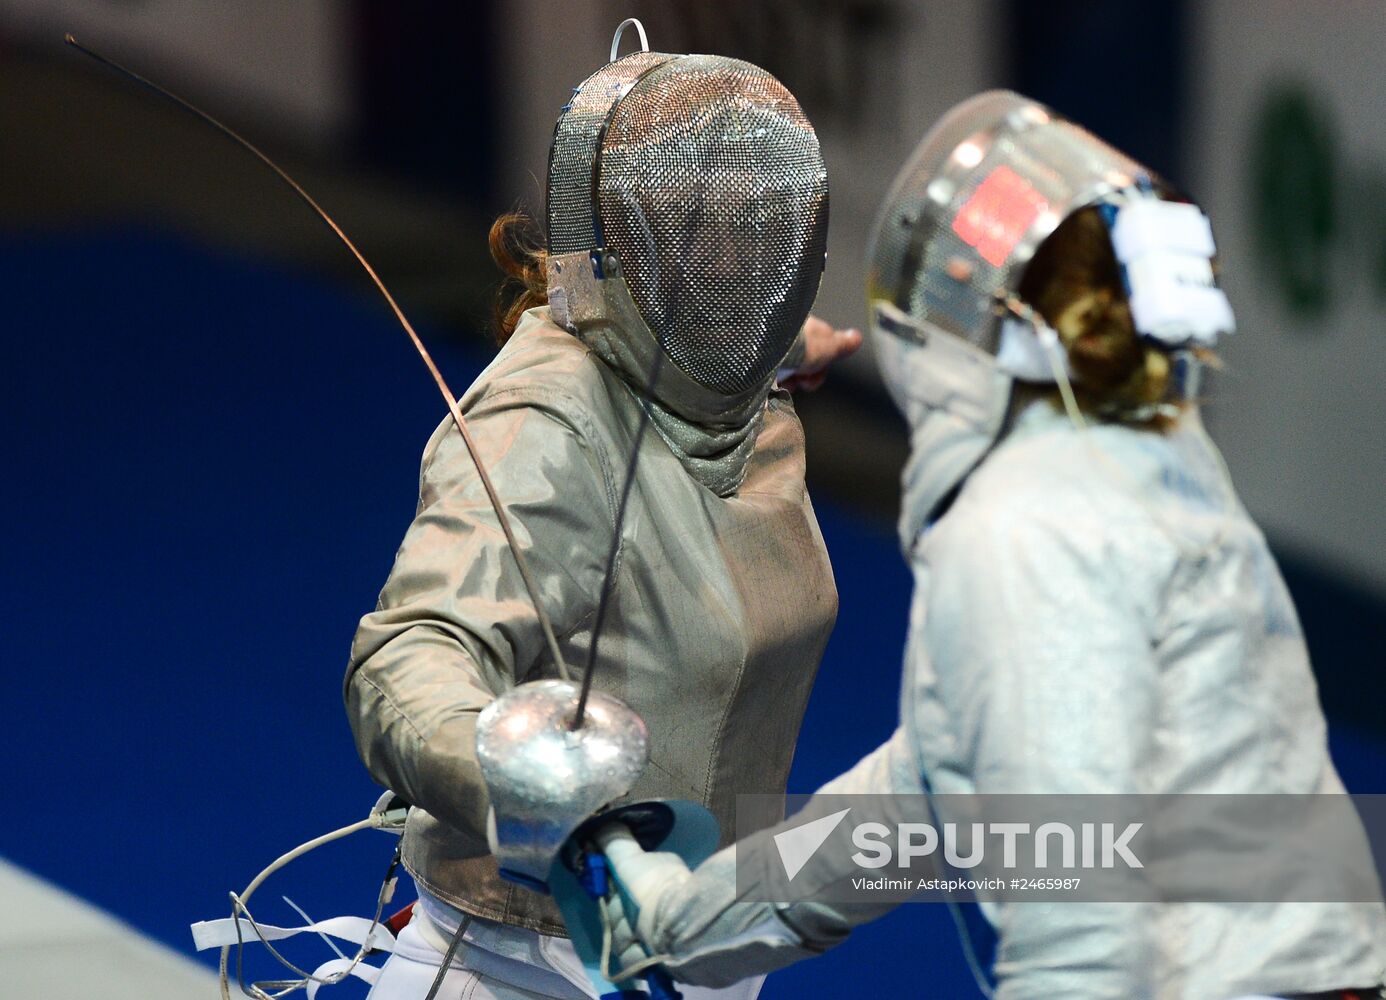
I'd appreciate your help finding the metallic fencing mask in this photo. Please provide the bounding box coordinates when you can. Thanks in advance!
[868,89,1233,383]
[546,45,829,403]
[869,90,1235,534]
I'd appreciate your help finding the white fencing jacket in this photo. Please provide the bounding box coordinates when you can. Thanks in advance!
[643,401,1386,999]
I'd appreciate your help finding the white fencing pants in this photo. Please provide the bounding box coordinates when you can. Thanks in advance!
[366,907,763,1000]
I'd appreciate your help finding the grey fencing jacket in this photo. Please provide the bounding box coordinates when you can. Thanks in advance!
[637,401,1386,998]
[345,307,838,936]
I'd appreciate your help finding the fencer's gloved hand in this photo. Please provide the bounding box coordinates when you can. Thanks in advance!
[592,824,693,974]
[777,315,863,393]
[593,823,849,988]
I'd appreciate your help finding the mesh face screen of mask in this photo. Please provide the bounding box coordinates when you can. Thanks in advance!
[595,56,828,394]
[866,91,1021,315]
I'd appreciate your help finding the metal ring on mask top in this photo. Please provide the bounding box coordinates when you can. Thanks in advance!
[546,48,829,418]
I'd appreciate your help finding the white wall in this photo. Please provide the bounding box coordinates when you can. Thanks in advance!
[1189,0,1386,593]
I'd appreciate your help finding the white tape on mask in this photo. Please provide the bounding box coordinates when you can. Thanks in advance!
[1111,199,1216,261]
[1110,199,1235,347]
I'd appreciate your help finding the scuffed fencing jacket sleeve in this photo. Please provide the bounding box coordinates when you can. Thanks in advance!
[344,388,612,856]
[915,494,1163,1000]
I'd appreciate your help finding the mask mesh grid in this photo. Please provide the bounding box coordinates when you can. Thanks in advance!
[597,56,828,393]
[549,53,828,395]
[548,52,673,255]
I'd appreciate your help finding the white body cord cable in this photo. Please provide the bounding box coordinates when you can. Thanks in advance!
[208,801,408,1000]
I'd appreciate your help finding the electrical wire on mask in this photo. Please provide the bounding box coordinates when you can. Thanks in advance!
[571,191,673,730]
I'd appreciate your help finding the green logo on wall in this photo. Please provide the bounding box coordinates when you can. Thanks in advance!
[1250,85,1336,319]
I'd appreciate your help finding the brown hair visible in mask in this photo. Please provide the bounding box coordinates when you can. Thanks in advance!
[1017,207,1173,425]
[489,211,549,346]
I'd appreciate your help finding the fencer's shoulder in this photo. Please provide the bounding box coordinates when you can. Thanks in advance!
[414,307,618,483]
[937,426,1163,564]
[740,390,808,488]
[464,307,608,413]
[933,471,1094,563]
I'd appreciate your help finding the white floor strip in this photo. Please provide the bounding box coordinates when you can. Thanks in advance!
[0,857,218,999]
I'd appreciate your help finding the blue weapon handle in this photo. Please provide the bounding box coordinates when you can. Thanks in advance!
[642,965,682,1000]
[549,846,637,997]
[584,847,682,999]
[547,800,720,999]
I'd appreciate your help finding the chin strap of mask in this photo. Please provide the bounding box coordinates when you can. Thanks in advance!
[993,294,1089,428]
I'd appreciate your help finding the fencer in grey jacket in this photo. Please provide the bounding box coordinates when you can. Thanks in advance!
[345,306,838,937]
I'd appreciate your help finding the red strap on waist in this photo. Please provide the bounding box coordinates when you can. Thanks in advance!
[385,901,416,938]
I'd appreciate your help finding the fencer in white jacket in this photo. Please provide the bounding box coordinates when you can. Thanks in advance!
[592,92,1386,1000]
